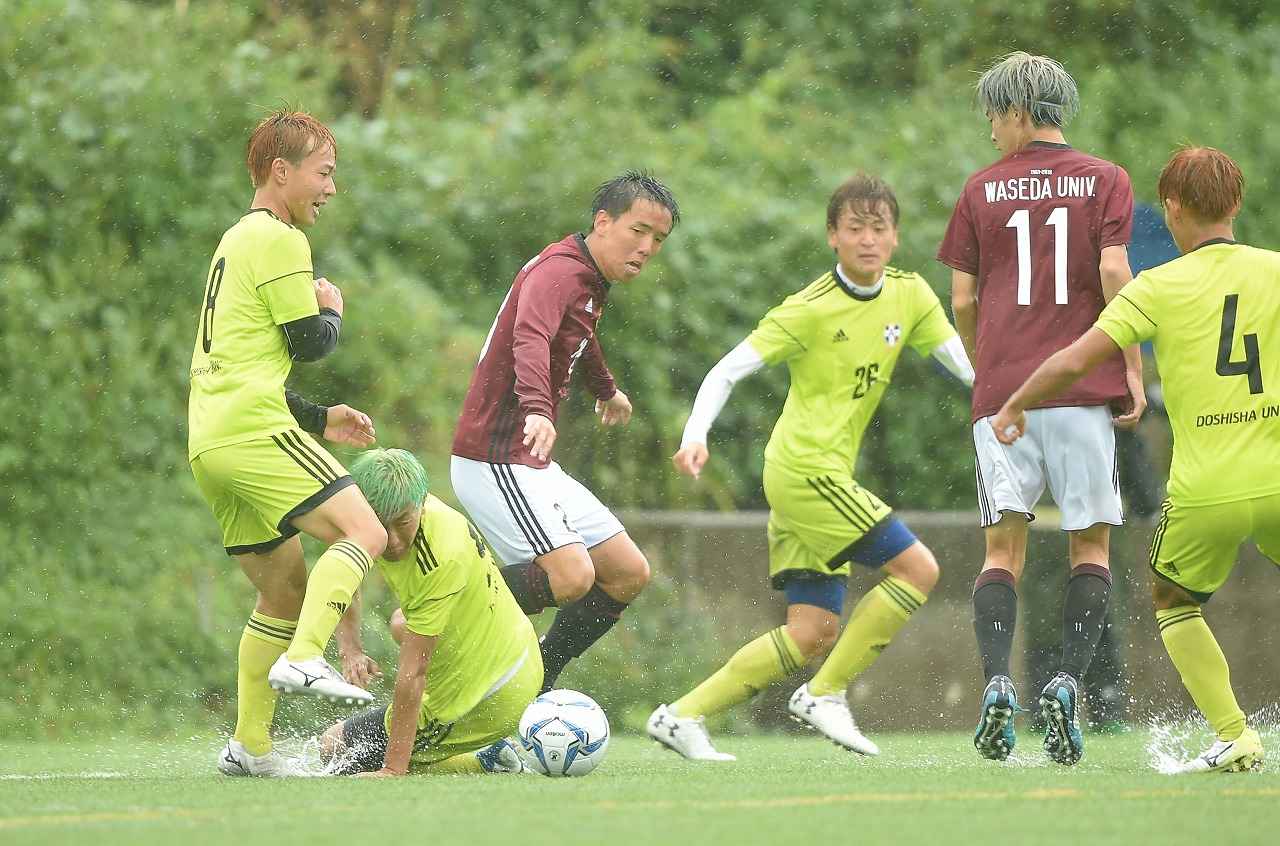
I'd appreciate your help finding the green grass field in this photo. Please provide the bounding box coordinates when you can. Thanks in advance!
[3,730,1277,846]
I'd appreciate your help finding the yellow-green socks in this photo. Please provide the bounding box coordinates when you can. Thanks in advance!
[287,540,373,662]
[1157,605,1246,741]
[234,611,297,756]
[671,627,804,719]
[432,752,484,775]
[808,576,926,697]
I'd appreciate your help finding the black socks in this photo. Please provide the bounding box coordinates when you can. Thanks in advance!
[1059,563,1112,680]
[539,584,628,692]
[500,562,556,616]
[973,568,1018,680]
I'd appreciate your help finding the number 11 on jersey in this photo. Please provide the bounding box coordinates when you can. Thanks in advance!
[1007,207,1069,306]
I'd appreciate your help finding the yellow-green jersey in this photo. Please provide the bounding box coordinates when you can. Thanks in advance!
[378,494,536,726]
[1094,240,1280,507]
[188,209,320,459]
[747,267,958,474]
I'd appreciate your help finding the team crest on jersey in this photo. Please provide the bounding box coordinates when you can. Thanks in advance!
[883,324,902,346]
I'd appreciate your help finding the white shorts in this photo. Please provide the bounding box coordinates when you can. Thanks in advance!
[449,455,625,566]
[972,405,1122,531]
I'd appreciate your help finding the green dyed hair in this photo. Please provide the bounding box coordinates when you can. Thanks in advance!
[349,448,430,522]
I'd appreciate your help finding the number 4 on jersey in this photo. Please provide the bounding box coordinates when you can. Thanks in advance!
[1216,293,1264,394]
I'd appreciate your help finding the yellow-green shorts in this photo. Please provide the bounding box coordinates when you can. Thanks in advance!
[190,428,353,556]
[340,644,542,772]
[763,461,894,588]
[1149,493,1280,600]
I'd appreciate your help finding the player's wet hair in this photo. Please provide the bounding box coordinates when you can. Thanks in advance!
[245,109,337,188]
[976,52,1080,128]
[1158,146,1244,222]
[826,173,900,229]
[349,449,430,523]
[591,170,680,229]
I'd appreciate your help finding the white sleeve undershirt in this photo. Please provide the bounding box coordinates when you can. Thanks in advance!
[680,340,766,447]
[931,335,975,386]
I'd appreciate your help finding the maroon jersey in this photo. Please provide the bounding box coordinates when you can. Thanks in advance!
[452,233,617,468]
[937,142,1132,420]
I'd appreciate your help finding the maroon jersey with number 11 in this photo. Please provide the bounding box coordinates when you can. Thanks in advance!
[937,141,1132,421]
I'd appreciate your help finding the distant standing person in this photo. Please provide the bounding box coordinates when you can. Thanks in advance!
[937,52,1146,765]
[450,171,678,692]
[991,146,1274,774]
[188,110,388,777]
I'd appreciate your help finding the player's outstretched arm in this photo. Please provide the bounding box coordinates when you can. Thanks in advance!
[672,340,766,479]
[356,629,437,778]
[930,337,975,386]
[992,328,1121,444]
[1098,245,1147,429]
[336,592,381,688]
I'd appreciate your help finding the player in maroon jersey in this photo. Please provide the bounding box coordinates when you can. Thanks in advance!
[937,52,1146,765]
[451,171,678,692]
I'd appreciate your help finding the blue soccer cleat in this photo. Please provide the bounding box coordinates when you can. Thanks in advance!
[973,675,1019,761]
[1039,672,1084,765]
[476,737,529,774]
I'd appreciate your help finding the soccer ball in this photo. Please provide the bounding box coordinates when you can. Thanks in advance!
[518,689,610,777]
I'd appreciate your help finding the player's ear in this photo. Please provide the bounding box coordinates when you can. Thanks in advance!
[270,156,291,186]
[826,226,839,250]
[592,208,612,234]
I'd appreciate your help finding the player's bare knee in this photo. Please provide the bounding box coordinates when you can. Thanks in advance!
[553,560,596,604]
[352,519,388,560]
[886,543,939,595]
[608,551,650,597]
[787,620,837,659]
[389,608,406,644]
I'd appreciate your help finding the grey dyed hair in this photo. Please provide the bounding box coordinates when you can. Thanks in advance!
[976,52,1080,128]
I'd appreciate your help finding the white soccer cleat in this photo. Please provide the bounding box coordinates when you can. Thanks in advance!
[646,704,736,761]
[1177,727,1264,774]
[217,739,307,778]
[788,683,880,756]
[267,654,374,706]
[476,737,529,774]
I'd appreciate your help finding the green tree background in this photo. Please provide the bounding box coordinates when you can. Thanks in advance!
[2,0,1276,735]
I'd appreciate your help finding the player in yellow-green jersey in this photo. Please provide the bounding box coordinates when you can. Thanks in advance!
[648,174,975,761]
[319,449,542,776]
[992,147,1277,774]
[190,111,391,778]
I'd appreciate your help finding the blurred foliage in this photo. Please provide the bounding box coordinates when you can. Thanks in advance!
[3,0,1278,735]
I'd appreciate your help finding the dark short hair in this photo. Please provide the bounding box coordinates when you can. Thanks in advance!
[1158,146,1244,222]
[826,173,900,229]
[591,170,680,229]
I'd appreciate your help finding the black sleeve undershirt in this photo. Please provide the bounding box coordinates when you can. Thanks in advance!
[282,308,341,362]
[284,388,328,436]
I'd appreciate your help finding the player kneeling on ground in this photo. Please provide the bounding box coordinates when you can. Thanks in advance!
[320,449,542,776]
[650,174,973,761]
[991,147,1274,774]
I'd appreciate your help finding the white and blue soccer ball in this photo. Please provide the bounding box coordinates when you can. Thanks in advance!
[518,689,610,777]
